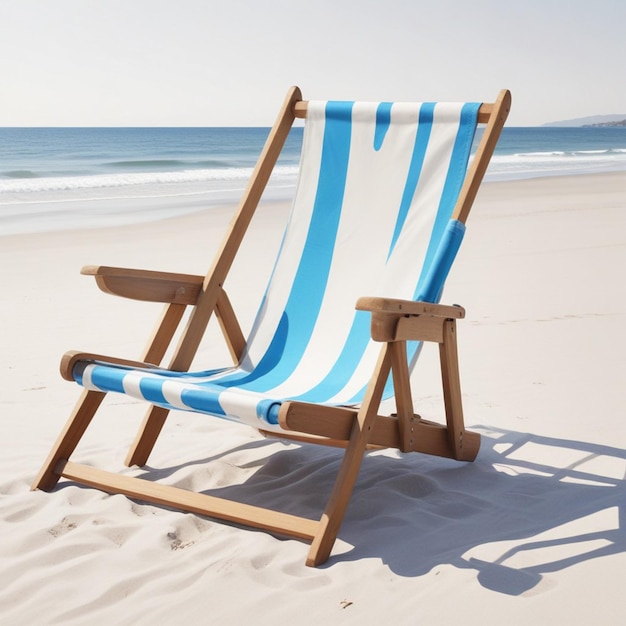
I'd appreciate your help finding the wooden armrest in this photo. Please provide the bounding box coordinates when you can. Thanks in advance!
[81,265,204,305]
[60,350,159,381]
[356,297,465,319]
[356,297,464,343]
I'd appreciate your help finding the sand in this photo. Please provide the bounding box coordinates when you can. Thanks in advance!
[1,172,625,624]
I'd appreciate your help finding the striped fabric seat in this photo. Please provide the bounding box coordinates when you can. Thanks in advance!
[73,100,481,431]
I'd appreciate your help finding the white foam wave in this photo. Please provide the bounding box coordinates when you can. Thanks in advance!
[0,166,299,195]
[486,147,626,180]
[502,147,626,160]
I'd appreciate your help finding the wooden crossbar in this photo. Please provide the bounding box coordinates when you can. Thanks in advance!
[293,99,497,123]
[58,461,320,541]
[278,402,480,461]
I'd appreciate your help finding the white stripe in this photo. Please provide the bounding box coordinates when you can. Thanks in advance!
[384,103,463,292]
[121,371,145,399]
[218,388,272,424]
[161,380,198,411]
[80,364,98,390]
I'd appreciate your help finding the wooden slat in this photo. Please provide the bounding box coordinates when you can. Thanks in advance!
[58,461,320,541]
[278,402,402,448]
[278,400,479,460]
[215,287,246,364]
[409,419,479,460]
[259,429,355,449]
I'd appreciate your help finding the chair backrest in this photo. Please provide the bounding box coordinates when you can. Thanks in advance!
[225,100,482,406]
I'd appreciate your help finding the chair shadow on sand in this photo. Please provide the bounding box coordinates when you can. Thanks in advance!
[346,426,626,595]
[65,423,625,596]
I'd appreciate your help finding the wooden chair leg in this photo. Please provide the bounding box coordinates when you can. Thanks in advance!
[306,344,392,566]
[31,389,106,491]
[141,302,188,365]
[125,405,171,467]
[389,340,415,452]
[439,319,466,459]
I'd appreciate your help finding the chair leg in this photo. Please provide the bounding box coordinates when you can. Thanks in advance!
[306,433,370,566]
[388,340,415,452]
[31,389,106,491]
[439,319,467,459]
[125,405,171,467]
[306,344,392,566]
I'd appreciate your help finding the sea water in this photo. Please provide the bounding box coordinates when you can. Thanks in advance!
[1,125,625,235]
[484,126,626,181]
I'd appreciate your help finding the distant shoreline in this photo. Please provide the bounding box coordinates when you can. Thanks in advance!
[543,113,626,127]
[583,120,626,128]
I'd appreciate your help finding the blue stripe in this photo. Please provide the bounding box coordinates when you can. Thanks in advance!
[209,101,355,393]
[374,102,393,150]
[180,386,227,416]
[387,103,436,259]
[414,102,479,300]
[86,365,127,394]
[415,220,466,302]
[138,377,168,405]
[211,311,289,388]
[290,310,371,403]
[256,399,282,424]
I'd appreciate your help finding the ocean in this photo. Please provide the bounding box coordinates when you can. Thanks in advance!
[1,125,625,236]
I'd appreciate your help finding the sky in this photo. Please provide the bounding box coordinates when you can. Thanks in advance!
[1,0,624,127]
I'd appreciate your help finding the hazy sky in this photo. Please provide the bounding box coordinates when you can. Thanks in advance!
[1,0,624,127]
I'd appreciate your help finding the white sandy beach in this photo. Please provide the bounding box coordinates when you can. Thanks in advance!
[1,172,625,624]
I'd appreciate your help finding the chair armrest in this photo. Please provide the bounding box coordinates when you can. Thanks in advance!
[356,297,465,343]
[60,350,159,381]
[81,265,204,305]
[356,297,465,319]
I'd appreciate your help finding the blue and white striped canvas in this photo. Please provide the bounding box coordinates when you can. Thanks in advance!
[74,100,480,431]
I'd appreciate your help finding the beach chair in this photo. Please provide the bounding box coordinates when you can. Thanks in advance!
[33,87,511,566]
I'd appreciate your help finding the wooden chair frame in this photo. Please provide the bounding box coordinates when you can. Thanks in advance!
[32,87,511,566]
